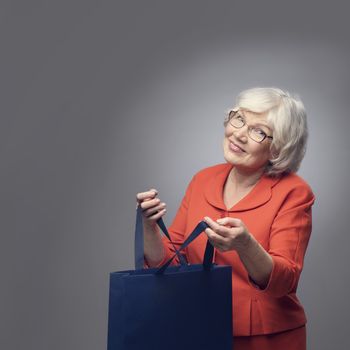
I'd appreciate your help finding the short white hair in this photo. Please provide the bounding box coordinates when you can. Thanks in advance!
[224,87,308,176]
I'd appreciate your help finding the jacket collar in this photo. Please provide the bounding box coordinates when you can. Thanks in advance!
[204,163,280,212]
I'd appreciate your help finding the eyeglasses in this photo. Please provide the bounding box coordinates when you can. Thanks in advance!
[228,110,273,143]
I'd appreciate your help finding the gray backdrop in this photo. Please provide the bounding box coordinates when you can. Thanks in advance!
[1,1,349,349]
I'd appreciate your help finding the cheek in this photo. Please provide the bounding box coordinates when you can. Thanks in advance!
[223,129,230,145]
[247,142,270,161]
[256,145,271,161]
[224,125,232,137]
[222,138,228,153]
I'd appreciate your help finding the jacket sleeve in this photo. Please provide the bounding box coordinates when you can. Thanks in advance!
[144,175,195,268]
[256,182,315,298]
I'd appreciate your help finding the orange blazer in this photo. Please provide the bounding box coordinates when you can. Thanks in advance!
[148,163,315,336]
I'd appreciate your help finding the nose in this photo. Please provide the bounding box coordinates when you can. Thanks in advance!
[232,125,248,141]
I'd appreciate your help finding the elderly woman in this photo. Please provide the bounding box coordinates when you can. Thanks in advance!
[136,87,315,350]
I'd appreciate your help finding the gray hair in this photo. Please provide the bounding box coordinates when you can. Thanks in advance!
[224,87,308,176]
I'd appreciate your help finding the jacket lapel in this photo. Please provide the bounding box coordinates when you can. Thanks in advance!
[204,164,281,212]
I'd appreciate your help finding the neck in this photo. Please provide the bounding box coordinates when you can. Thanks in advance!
[229,166,264,189]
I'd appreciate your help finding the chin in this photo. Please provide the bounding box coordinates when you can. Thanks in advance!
[223,154,265,174]
[223,147,244,165]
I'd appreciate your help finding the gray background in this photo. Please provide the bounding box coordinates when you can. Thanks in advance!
[1,1,349,349]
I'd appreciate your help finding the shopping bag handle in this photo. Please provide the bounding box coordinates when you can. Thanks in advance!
[155,220,214,274]
[134,205,187,269]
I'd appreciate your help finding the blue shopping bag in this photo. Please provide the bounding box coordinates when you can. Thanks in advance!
[107,206,233,350]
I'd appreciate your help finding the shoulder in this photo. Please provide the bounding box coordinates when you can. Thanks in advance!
[272,172,315,206]
[275,172,314,194]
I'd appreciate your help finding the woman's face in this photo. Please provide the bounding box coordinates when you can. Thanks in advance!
[223,110,273,174]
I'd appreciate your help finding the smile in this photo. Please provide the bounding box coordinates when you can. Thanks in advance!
[229,141,246,153]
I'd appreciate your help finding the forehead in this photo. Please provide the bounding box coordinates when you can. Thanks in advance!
[240,110,271,128]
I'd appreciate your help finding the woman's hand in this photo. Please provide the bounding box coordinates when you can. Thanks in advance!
[203,216,252,253]
[136,189,167,228]
[136,189,167,266]
[204,216,272,288]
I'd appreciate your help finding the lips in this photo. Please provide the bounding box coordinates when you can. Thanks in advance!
[229,141,245,153]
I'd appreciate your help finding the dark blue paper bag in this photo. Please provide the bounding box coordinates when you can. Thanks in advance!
[107,207,233,350]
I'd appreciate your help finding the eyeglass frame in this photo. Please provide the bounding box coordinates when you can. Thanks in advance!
[227,110,273,143]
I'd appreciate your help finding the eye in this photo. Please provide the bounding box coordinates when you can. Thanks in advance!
[235,115,245,122]
[252,128,266,137]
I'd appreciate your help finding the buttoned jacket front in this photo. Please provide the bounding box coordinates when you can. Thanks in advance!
[156,163,315,336]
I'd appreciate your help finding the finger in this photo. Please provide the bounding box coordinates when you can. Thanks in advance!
[214,242,228,252]
[204,227,228,245]
[204,217,231,237]
[136,190,158,203]
[136,189,158,203]
[205,231,229,252]
[203,216,220,229]
[216,217,242,227]
[143,203,166,217]
[140,198,161,210]
[147,208,166,221]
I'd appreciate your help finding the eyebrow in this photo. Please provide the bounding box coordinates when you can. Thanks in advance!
[237,112,272,131]
[253,122,272,131]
